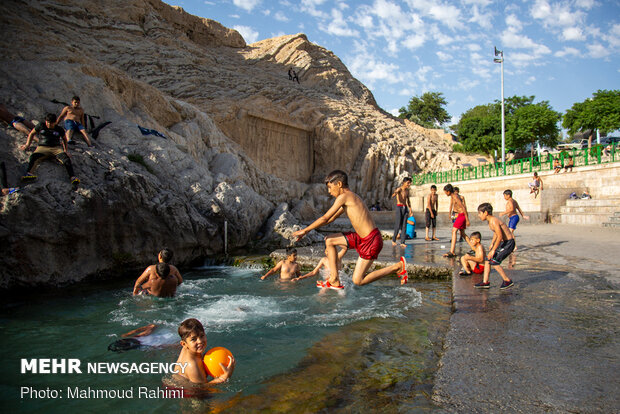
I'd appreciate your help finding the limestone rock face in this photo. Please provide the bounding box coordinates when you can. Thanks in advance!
[256,203,324,249]
[0,0,483,287]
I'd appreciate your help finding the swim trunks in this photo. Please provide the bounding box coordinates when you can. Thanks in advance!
[508,214,520,230]
[472,263,484,274]
[453,213,466,230]
[425,208,437,228]
[64,119,85,131]
[344,227,383,260]
[489,239,515,265]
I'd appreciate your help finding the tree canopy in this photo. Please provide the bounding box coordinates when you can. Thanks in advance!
[451,96,560,155]
[398,92,451,129]
[562,89,620,136]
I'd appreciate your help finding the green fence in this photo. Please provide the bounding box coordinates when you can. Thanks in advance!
[413,143,618,186]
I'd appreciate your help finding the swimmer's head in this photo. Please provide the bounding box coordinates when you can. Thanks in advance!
[325,170,348,187]
[159,248,173,263]
[178,318,205,341]
[155,263,170,279]
[286,247,297,261]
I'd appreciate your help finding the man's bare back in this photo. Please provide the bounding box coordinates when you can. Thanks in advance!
[451,193,466,214]
[133,263,180,297]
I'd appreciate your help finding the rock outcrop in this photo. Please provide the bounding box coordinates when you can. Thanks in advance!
[0,0,483,287]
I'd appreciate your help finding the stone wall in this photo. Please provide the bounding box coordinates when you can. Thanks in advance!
[406,163,620,226]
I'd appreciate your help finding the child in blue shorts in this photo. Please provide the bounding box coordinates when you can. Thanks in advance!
[499,189,529,250]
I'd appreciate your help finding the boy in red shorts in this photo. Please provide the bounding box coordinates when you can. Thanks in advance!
[443,184,469,258]
[293,170,407,288]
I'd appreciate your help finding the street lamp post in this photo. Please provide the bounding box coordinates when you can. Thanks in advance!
[494,47,505,174]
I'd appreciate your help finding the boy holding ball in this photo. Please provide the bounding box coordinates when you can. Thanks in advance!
[173,318,235,385]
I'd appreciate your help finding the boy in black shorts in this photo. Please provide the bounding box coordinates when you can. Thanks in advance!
[475,202,515,289]
[425,185,438,241]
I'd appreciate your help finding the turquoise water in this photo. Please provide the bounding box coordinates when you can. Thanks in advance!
[0,264,448,413]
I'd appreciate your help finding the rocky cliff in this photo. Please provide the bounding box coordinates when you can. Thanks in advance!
[0,0,481,287]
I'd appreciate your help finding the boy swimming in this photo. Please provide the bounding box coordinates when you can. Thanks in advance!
[292,170,407,287]
[261,247,301,280]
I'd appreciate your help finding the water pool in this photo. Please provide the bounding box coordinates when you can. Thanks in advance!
[0,264,451,413]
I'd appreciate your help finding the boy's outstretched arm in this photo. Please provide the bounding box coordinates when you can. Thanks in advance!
[516,201,529,220]
[56,106,68,125]
[292,195,346,240]
[261,261,282,280]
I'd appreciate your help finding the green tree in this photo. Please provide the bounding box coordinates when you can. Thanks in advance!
[508,101,561,156]
[452,96,561,156]
[398,92,451,128]
[563,90,620,147]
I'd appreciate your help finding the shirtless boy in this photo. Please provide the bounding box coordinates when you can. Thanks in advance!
[528,172,543,198]
[173,318,234,385]
[292,246,347,282]
[443,184,469,258]
[499,189,529,249]
[292,170,407,288]
[132,248,183,297]
[425,185,438,241]
[133,263,180,297]
[56,96,93,146]
[459,231,485,276]
[391,177,412,247]
[261,247,301,280]
[475,203,515,289]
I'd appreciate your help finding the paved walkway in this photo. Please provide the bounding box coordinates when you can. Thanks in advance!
[275,223,619,412]
[430,224,619,413]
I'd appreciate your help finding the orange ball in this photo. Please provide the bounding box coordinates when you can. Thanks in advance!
[203,347,233,378]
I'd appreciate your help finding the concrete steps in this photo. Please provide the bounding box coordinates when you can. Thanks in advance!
[559,198,620,226]
[602,211,620,228]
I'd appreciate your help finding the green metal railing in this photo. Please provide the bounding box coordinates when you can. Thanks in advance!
[413,143,617,186]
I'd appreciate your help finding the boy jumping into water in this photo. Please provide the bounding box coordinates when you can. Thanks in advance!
[391,177,412,247]
[459,231,485,276]
[425,185,438,241]
[528,172,543,198]
[56,96,93,146]
[499,189,529,250]
[292,170,407,287]
[475,203,515,289]
[292,246,347,282]
[173,318,235,385]
[261,247,301,280]
[443,184,469,258]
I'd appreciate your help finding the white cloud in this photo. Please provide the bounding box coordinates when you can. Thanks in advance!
[555,46,580,57]
[300,0,328,18]
[562,27,584,41]
[436,51,452,61]
[587,43,610,58]
[274,11,289,22]
[404,0,464,30]
[320,8,359,37]
[232,0,261,12]
[505,14,523,32]
[389,108,400,116]
[203,1,215,5]
[468,5,493,30]
[574,0,595,9]
[348,53,404,87]
[525,76,536,85]
[467,43,481,51]
[262,9,271,16]
[233,25,259,43]
[402,33,426,50]
[230,14,240,19]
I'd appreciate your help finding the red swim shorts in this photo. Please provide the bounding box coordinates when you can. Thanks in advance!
[453,213,467,230]
[472,263,484,274]
[343,228,383,260]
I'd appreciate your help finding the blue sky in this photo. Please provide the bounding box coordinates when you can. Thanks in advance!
[167,0,619,132]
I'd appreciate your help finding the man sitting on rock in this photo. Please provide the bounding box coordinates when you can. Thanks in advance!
[19,113,80,187]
